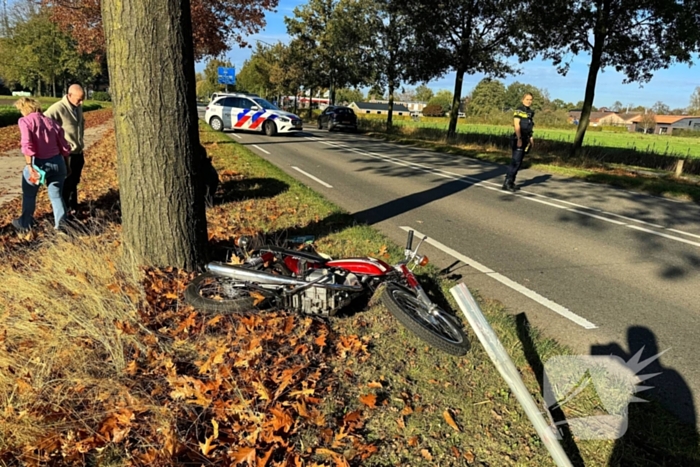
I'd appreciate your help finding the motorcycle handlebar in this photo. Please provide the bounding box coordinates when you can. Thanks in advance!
[406,230,414,251]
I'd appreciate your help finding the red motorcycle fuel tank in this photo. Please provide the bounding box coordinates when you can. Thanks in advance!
[326,257,392,276]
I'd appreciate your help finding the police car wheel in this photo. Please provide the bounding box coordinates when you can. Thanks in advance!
[264,120,277,137]
[209,117,223,132]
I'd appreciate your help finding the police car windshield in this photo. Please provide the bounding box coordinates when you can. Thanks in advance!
[252,98,279,110]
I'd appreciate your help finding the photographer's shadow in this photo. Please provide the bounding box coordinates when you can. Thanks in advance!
[591,326,699,466]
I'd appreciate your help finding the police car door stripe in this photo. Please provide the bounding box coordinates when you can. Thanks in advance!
[234,109,251,128]
[248,111,267,130]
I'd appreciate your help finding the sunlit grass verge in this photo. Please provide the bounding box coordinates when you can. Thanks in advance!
[0,233,149,458]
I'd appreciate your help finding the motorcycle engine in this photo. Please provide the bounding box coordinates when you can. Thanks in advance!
[292,269,359,316]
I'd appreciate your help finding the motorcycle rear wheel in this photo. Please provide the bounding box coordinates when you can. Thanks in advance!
[381,282,468,356]
[184,272,276,314]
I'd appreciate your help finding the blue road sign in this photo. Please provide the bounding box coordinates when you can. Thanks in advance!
[217,67,236,85]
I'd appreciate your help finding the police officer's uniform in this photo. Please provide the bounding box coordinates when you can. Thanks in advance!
[503,104,535,191]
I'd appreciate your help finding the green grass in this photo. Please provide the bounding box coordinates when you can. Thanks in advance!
[391,120,700,158]
[200,124,700,466]
[358,118,700,200]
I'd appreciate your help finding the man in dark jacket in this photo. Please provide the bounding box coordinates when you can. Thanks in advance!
[503,93,535,192]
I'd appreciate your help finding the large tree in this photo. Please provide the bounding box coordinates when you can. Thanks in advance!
[368,0,420,130]
[504,81,547,111]
[466,78,506,116]
[397,0,529,138]
[235,42,293,99]
[0,9,100,95]
[414,84,433,102]
[47,0,277,60]
[195,58,231,100]
[285,0,375,105]
[530,0,700,155]
[651,101,670,115]
[102,0,208,269]
[336,88,364,104]
[427,89,455,115]
[689,86,700,115]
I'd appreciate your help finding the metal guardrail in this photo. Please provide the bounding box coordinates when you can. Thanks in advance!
[450,283,573,467]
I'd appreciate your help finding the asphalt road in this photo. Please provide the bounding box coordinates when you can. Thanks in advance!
[198,107,700,429]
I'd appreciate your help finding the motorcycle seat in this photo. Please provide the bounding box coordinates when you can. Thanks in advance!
[263,246,329,264]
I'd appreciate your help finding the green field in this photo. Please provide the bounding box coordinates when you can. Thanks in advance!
[392,120,700,159]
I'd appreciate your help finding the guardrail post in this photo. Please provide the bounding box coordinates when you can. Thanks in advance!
[450,283,573,467]
[675,158,685,177]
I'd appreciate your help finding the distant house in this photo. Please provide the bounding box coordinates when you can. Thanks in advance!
[614,113,642,132]
[370,99,428,113]
[629,115,700,134]
[568,111,627,127]
[349,101,411,116]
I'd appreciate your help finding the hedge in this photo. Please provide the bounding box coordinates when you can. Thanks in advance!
[671,129,700,138]
[0,102,103,128]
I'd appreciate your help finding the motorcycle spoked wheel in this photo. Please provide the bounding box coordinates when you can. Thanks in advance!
[184,272,278,314]
[381,282,469,356]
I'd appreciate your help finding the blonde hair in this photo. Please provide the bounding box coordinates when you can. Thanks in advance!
[13,97,42,116]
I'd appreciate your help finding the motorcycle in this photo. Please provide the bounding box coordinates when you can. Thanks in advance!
[184,230,469,356]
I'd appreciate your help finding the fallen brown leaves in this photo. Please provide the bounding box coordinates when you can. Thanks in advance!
[0,121,377,466]
[0,108,113,155]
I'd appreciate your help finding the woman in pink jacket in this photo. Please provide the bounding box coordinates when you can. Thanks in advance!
[12,98,71,232]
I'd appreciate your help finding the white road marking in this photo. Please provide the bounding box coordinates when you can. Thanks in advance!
[252,144,270,154]
[311,138,700,248]
[667,228,700,240]
[291,166,333,188]
[400,226,598,329]
[626,225,700,248]
[232,133,242,140]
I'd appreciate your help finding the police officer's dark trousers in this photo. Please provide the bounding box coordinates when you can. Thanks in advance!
[505,139,526,185]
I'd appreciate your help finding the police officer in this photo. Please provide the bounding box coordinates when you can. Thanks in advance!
[503,93,535,192]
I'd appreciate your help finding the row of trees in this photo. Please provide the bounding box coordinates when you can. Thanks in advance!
[216,0,700,152]
[0,2,102,96]
[9,0,698,269]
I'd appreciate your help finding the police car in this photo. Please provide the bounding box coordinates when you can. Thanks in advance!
[204,93,303,136]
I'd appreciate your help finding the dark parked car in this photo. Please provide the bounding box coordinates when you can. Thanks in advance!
[317,106,358,132]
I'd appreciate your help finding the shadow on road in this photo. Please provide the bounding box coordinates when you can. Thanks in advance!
[591,326,700,466]
[352,167,504,225]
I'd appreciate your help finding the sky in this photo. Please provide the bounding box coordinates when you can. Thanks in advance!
[195,1,699,111]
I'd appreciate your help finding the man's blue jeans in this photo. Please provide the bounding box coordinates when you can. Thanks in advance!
[17,155,67,230]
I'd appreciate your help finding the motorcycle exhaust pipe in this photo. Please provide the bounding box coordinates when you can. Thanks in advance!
[205,262,363,292]
[206,262,308,286]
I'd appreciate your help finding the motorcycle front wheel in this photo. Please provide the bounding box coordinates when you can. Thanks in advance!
[184,272,276,314]
[381,282,469,356]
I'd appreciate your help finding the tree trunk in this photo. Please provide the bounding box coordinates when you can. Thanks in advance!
[571,35,605,156]
[447,68,465,140]
[307,87,313,120]
[293,88,299,115]
[52,75,56,98]
[386,79,395,132]
[101,0,208,269]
